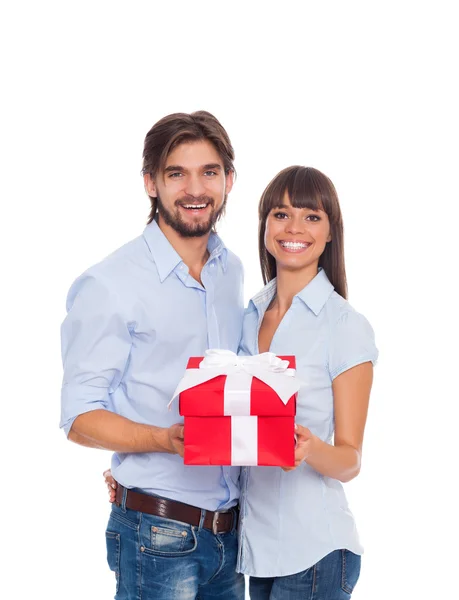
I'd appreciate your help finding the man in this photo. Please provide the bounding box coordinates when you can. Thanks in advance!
[60,111,245,599]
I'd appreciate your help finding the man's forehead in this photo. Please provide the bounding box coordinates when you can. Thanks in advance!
[165,140,223,169]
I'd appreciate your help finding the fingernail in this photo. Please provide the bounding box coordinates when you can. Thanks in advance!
[294,424,298,430]
[111,483,116,489]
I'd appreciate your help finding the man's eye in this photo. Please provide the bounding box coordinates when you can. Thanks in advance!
[168,172,183,178]
[204,170,217,176]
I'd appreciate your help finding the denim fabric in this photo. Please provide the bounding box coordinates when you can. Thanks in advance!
[249,550,361,600]
[105,499,245,600]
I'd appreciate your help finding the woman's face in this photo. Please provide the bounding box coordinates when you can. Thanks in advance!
[264,192,331,276]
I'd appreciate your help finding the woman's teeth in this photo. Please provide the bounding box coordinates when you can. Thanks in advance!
[279,241,309,249]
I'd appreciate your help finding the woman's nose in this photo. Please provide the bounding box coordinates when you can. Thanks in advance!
[285,216,305,234]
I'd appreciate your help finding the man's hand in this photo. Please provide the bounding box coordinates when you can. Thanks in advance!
[104,469,117,502]
[282,424,316,472]
[165,423,185,457]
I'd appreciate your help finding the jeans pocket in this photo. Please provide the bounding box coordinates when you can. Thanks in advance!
[106,531,121,594]
[141,516,198,557]
[341,550,361,594]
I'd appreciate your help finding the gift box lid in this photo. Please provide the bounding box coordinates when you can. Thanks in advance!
[179,355,296,417]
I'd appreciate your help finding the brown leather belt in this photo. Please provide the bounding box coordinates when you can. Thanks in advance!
[115,485,238,535]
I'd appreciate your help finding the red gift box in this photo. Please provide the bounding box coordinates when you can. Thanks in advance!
[178,355,297,466]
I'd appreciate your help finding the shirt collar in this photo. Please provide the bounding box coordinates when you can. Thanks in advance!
[295,268,334,315]
[142,220,228,282]
[250,268,334,316]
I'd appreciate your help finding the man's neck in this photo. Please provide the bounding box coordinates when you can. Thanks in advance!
[157,218,210,276]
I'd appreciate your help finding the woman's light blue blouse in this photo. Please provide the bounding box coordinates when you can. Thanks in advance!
[237,268,378,577]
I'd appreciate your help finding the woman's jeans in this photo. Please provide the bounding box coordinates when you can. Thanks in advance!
[249,549,361,600]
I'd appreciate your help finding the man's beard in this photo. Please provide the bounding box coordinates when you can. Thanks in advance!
[156,193,226,238]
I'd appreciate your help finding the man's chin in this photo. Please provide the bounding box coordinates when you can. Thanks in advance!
[177,223,214,238]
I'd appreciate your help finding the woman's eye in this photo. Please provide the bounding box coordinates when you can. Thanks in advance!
[273,211,288,219]
[306,214,321,222]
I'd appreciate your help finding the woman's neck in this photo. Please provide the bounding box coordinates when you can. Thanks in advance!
[272,265,319,313]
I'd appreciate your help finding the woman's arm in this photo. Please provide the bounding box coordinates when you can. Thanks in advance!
[285,361,373,482]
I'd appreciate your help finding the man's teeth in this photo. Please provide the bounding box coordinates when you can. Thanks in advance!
[182,204,208,209]
[280,241,309,249]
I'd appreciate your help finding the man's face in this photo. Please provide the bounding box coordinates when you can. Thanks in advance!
[145,140,233,238]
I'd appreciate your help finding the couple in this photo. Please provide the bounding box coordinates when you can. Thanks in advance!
[60,111,377,600]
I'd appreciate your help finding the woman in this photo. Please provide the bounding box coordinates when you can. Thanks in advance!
[236,166,377,599]
[106,166,377,599]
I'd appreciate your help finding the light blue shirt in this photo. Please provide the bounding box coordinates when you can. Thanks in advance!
[60,220,244,511]
[237,268,378,577]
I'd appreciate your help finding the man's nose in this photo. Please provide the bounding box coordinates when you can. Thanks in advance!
[185,175,206,197]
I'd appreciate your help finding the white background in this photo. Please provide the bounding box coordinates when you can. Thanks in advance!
[1,1,458,599]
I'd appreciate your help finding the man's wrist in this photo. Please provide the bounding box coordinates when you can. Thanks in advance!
[154,426,174,454]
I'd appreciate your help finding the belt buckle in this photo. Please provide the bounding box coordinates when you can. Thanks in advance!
[212,511,220,535]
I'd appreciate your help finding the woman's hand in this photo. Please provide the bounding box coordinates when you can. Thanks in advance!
[282,424,317,472]
[103,469,117,502]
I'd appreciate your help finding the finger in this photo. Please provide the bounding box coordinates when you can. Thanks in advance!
[295,424,311,438]
[176,440,185,457]
[172,423,184,439]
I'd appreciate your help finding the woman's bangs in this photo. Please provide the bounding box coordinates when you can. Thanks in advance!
[288,172,324,212]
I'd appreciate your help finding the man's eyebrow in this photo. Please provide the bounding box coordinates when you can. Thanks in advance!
[164,165,185,173]
[163,163,223,173]
[203,163,222,171]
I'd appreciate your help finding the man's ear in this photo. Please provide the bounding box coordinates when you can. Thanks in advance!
[144,173,157,197]
[225,169,234,195]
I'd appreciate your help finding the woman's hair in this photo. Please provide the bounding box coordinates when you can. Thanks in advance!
[142,111,235,223]
[258,166,347,298]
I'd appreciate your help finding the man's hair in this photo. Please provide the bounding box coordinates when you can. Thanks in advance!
[142,111,235,223]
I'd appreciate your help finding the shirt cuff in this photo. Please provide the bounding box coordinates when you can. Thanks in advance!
[60,383,110,437]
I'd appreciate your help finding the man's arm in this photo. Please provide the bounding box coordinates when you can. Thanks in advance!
[69,410,184,455]
[61,275,184,456]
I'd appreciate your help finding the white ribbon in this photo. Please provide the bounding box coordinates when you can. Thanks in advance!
[170,349,301,408]
[231,416,258,465]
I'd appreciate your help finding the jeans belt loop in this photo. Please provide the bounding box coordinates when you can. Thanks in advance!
[212,511,220,535]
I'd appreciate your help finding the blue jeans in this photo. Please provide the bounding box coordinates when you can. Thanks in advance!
[105,499,244,600]
[249,550,361,600]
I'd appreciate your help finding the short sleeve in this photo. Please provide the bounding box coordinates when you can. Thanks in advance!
[328,309,378,380]
[60,274,132,436]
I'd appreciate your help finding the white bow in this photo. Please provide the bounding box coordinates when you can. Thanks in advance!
[170,349,300,407]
